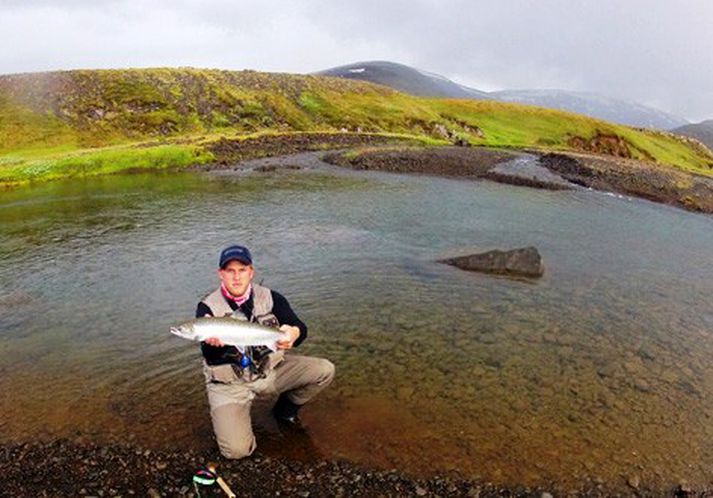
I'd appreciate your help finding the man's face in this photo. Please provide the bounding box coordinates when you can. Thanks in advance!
[218,260,254,296]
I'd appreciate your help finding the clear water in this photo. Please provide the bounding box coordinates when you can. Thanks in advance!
[1,163,712,491]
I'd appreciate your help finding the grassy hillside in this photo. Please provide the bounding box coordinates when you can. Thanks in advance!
[1,68,711,187]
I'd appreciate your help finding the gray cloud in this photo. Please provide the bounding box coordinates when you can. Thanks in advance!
[1,0,711,121]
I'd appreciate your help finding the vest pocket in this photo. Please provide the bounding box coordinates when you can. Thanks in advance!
[204,364,241,384]
[262,350,285,370]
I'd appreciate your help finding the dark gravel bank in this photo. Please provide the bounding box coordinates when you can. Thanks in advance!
[323,146,516,178]
[322,144,713,214]
[2,439,707,497]
[0,439,548,498]
[323,146,576,191]
[539,152,713,214]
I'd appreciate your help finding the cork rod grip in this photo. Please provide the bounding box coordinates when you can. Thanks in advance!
[216,475,236,497]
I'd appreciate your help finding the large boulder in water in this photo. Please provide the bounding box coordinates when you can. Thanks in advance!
[440,246,544,278]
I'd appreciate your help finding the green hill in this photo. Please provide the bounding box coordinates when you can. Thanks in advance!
[1,68,711,187]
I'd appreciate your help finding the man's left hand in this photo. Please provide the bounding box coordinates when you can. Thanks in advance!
[277,325,300,350]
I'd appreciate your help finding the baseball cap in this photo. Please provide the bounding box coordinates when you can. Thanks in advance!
[219,245,253,268]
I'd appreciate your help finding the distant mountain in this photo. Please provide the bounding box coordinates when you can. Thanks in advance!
[317,61,490,100]
[491,89,688,130]
[672,120,713,150]
[317,61,689,130]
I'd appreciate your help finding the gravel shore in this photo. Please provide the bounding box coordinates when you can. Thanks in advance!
[3,439,708,497]
[0,439,549,498]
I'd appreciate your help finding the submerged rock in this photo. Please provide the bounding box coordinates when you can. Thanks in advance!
[440,246,544,278]
[0,291,35,308]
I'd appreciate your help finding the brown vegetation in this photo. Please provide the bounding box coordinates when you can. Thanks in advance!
[201,132,423,166]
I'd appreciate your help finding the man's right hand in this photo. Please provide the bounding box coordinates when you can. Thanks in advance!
[204,337,225,347]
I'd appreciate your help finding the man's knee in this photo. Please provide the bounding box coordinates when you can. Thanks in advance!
[210,401,256,460]
[318,358,336,385]
[218,434,256,460]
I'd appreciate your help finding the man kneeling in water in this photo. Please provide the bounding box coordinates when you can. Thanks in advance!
[196,244,335,459]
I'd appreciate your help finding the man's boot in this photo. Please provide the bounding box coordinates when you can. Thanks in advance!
[273,392,302,426]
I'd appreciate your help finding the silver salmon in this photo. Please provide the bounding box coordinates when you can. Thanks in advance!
[170,317,288,351]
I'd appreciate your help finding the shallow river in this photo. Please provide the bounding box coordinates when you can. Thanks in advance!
[1,157,712,491]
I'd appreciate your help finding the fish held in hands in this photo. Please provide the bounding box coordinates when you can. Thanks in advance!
[170,317,288,351]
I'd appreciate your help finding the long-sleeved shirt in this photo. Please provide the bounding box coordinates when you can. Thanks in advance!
[195,289,307,365]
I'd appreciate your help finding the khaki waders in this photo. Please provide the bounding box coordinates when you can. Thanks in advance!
[203,352,335,459]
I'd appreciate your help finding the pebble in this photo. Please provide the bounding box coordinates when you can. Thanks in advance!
[396,386,415,401]
[478,334,497,345]
[467,486,481,497]
[634,379,652,393]
[556,334,575,346]
[627,474,641,489]
[678,480,693,493]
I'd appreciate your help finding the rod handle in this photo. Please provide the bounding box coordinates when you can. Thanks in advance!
[216,476,236,498]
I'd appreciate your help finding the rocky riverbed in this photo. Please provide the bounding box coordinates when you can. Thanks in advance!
[2,439,703,497]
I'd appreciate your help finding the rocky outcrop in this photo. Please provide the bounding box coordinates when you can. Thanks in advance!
[440,246,544,277]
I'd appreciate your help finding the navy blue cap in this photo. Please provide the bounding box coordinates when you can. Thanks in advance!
[219,245,253,268]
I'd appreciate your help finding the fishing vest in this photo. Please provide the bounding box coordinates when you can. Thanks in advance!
[201,283,278,326]
[200,283,284,382]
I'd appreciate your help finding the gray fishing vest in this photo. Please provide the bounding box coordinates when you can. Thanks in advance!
[201,283,277,326]
[200,283,284,383]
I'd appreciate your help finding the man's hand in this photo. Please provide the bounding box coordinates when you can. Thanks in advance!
[277,325,300,350]
[204,337,225,347]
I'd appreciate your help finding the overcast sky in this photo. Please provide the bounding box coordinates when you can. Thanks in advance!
[1,0,711,122]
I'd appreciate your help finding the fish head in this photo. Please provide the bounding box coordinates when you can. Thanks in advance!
[169,321,198,341]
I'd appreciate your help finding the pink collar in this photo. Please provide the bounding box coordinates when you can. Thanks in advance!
[221,283,252,306]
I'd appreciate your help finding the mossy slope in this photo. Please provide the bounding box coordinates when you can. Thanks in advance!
[1,68,711,186]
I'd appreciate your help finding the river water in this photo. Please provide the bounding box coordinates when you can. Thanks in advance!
[1,157,712,491]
